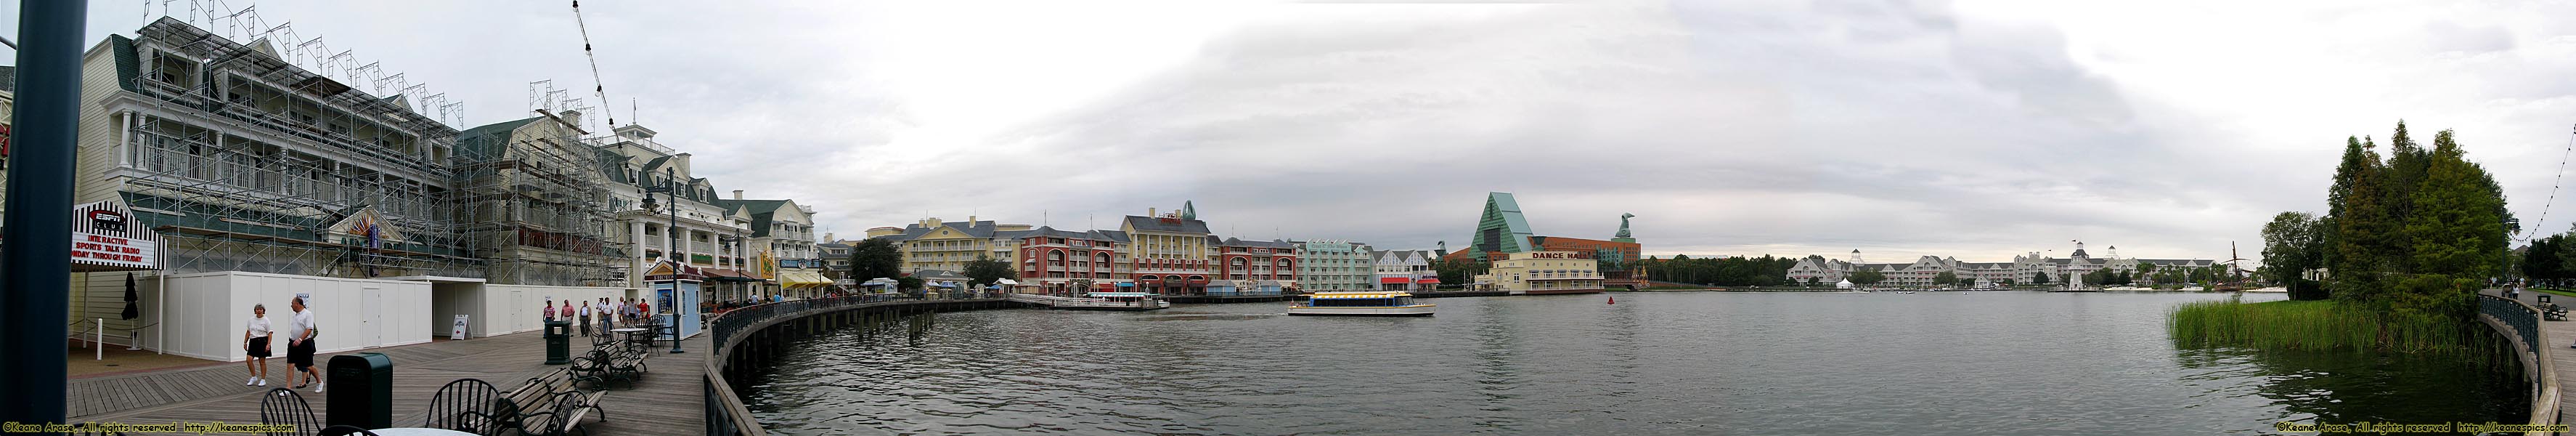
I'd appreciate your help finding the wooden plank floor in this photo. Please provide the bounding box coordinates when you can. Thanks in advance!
[72,329,707,435]
[2483,288,2576,432]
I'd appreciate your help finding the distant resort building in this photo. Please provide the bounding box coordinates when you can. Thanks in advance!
[1371,249,1441,291]
[1442,193,1639,294]
[1785,242,2214,287]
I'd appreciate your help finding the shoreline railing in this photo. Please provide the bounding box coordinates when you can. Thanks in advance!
[2477,293,2562,435]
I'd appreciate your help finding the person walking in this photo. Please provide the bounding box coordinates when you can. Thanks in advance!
[284,296,322,392]
[597,297,614,331]
[544,300,557,322]
[576,296,593,337]
[242,304,273,387]
[557,299,574,326]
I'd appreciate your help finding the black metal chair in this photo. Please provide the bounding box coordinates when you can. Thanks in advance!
[316,426,379,436]
[427,378,507,435]
[259,387,322,436]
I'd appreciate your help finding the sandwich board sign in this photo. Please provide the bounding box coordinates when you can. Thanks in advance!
[451,315,471,340]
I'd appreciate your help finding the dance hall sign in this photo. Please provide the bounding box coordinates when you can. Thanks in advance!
[70,201,159,271]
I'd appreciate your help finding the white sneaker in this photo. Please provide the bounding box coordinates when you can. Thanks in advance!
[248,376,258,386]
[315,381,325,393]
[257,378,267,387]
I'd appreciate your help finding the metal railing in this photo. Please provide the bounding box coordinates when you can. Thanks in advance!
[703,291,1006,435]
[2477,293,2562,435]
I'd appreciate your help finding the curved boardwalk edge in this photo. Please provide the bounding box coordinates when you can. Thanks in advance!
[701,294,1020,436]
[2478,290,2567,435]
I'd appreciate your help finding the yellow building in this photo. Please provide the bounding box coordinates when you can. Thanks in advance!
[1477,251,1604,295]
[875,217,1032,272]
[1120,203,1215,295]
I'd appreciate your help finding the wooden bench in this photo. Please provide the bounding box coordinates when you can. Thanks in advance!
[499,368,608,436]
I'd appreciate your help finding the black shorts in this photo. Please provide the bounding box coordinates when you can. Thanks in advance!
[288,339,317,369]
[246,336,271,358]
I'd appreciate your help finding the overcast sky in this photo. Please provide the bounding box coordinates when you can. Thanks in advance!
[17,0,2576,262]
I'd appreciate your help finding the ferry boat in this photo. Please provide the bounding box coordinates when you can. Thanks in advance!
[1008,292,1170,311]
[1288,291,1436,317]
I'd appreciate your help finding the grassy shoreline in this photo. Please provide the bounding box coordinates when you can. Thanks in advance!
[2168,298,2497,356]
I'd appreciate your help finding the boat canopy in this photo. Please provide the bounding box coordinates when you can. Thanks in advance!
[1087,292,1152,297]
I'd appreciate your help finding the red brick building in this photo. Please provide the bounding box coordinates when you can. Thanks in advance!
[1013,227,1131,295]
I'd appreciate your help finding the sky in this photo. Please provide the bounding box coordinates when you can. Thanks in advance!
[12,0,2576,264]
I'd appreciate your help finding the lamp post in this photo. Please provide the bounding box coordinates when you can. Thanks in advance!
[639,167,685,354]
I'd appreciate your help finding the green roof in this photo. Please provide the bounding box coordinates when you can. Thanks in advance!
[454,117,545,160]
[712,199,793,237]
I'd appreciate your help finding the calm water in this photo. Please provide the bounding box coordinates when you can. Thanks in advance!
[740,291,2527,435]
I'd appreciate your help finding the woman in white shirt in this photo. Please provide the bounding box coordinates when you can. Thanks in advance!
[242,304,273,387]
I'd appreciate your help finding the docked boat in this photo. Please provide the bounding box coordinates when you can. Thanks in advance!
[1288,291,1436,317]
[1008,292,1170,311]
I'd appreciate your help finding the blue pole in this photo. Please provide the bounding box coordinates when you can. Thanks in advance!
[4,0,88,432]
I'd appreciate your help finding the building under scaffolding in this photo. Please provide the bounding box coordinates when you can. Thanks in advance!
[76,18,476,280]
[452,109,619,287]
[49,18,646,360]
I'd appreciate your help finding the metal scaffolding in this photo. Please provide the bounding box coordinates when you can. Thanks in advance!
[112,18,480,278]
[449,106,621,287]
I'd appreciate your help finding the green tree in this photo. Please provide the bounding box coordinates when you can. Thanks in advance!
[2526,234,2569,281]
[2326,134,2395,304]
[2029,271,2050,285]
[2262,211,2330,299]
[1804,276,1820,287]
[2402,129,2506,280]
[1848,269,1886,286]
[962,254,1016,288]
[1932,271,1958,286]
[1434,257,1488,287]
[895,275,925,291]
[849,238,905,282]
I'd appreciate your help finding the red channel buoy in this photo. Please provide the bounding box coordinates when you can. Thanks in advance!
[1607,295,1616,304]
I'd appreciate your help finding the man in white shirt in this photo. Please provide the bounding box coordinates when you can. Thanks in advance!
[285,296,322,392]
[576,298,593,336]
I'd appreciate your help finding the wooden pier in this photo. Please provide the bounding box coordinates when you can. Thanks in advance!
[70,330,708,435]
[2479,288,2572,434]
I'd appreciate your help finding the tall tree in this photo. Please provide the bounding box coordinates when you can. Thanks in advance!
[1932,271,1958,286]
[2526,234,2569,281]
[2029,271,2050,285]
[2404,129,2507,280]
[2326,135,2394,304]
[2262,211,2329,299]
[962,254,1016,288]
[849,238,905,283]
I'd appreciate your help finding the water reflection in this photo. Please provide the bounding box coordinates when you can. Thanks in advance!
[744,292,2526,435]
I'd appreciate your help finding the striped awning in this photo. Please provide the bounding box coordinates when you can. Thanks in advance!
[780,272,831,288]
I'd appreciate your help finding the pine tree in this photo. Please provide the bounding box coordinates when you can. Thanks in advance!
[2404,129,2506,279]
[2326,135,2393,304]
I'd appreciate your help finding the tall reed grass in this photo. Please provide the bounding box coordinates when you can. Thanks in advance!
[2168,299,2498,356]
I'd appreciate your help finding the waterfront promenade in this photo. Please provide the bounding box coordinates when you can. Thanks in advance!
[2483,288,2576,429]
[70,330,705,435]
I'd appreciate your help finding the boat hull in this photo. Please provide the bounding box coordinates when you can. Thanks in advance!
[1287,304,1436,317]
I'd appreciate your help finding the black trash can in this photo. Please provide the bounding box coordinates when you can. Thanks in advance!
[326,352,393,429]
[545,320,572,365]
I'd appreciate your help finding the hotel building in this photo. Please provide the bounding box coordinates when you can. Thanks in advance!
[1785,243,2216,288]
[1294,240,1373,292]
[1476,251,1605,294]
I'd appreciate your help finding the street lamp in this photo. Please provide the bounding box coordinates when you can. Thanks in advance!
[639,166,685,354]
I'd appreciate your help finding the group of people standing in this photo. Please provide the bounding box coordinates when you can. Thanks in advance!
[546,296,653,337]
[239,296,322,392]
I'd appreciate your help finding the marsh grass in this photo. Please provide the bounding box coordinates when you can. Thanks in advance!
[2169,298,2501,358]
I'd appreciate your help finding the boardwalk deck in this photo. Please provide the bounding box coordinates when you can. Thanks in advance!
[71,330,706,435]
[2484,288,2576,430]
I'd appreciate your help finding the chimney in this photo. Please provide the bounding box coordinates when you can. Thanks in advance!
[1150,208,1157,217]
[561,110,583,128]
[674,153,692,176]
[968,215,977,225]
[733,190,744,201]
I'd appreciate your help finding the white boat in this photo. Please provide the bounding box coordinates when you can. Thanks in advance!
[1289,291,1436,317]
[1009,292,1170,311]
